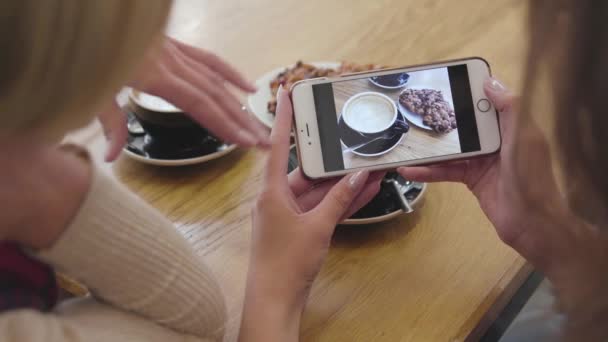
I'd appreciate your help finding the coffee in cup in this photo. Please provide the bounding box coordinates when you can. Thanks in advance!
[128,90,209,143]
[342,92,397,134]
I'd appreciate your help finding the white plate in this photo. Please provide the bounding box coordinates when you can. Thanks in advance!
[341,182,427,225]
[397,86,455,132]
[123,143,238,167]
[247,61,341,129]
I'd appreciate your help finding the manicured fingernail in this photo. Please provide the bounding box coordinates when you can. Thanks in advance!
[486,77,506,91]
[238,131,258,146]
[277,84,284,97]
[349,170,368,189]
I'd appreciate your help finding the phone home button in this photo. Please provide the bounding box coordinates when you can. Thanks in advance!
[477,99,491,112]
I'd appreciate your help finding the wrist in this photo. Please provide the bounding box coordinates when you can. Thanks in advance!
[509,209,577,277]
[239,268,306,342]
[543,219,608,315]
[510,207,608,313]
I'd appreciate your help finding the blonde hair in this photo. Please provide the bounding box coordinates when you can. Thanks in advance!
[0,0,172,139]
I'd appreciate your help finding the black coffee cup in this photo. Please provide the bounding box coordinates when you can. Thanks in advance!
[128,90,209,144]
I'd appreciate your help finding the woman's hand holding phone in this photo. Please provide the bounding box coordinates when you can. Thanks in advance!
[239,88,383,342]
[399,77,531,245]
[399,77,608,324]
[397,77,597,289]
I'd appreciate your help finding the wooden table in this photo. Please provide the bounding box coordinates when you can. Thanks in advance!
[79,1,533,341]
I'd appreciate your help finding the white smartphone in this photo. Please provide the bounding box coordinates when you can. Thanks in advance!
[291,57,501,179]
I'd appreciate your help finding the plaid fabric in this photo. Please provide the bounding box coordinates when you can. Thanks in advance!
[0,242,57,312]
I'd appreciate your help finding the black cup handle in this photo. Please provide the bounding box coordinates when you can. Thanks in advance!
[393,120,410,134]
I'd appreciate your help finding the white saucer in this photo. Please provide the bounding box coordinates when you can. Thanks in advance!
[341,182,427,225]
[247,61,341,129]
[123,143,237,166]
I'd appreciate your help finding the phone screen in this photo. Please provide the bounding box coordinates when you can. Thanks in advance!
[312,64,481,172]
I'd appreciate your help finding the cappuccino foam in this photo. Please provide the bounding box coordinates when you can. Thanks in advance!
[344,95,395,133]
[135,92,181,112]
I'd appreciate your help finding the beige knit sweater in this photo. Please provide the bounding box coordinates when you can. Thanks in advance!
[0,155,227,341]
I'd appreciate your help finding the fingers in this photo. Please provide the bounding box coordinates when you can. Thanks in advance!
[484,77,522,141]
[264,87,293,184]
[484,77,518,114]
[312,170,370,223]
[158,76,260,147]
[98,100,128,162]
[292,170,384,212]
[170,49,270,147]
[397,163,467,183]
[288,167,318,197]
[294,181,337,212]
[368,171,387,184]
[340,177,383,220]
[170,37,257,93]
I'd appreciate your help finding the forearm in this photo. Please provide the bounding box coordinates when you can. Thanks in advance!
[510,209,606,299]
[239,298,301,342]
[0,298,214,342]
[238,270,303,342]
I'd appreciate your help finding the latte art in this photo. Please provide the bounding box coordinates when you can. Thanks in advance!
[343,93,396,134]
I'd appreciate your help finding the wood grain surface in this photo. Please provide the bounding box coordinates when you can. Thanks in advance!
[70,0,533,341]
[332,71,461,169]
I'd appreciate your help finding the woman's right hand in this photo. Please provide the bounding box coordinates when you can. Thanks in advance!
[397,77,569,271]
[400,78,608,328]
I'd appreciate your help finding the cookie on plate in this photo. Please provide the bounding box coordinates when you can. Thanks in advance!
[399,88,457,133]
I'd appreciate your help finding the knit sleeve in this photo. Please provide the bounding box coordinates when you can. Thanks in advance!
[35,151,226,340]
[0,298,213,342]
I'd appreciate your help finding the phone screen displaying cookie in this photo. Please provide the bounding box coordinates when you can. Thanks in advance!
[312,65,481,172]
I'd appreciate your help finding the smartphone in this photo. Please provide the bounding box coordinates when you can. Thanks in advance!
[291,57,501,179]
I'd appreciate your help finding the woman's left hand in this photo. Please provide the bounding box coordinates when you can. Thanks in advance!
[99,36,269,162]
[239,87,383,342]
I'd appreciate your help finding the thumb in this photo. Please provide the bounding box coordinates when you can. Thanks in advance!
[98,100,128,162]
[313,170,369,223]
[484,77,517,113]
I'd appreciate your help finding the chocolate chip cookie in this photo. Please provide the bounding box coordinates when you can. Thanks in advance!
[398,88,457,133]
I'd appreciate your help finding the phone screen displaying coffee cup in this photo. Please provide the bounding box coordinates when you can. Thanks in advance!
[310,64,482,172]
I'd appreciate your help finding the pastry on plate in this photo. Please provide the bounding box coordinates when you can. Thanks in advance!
[399,88,457,133]
[267,61,384,114]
